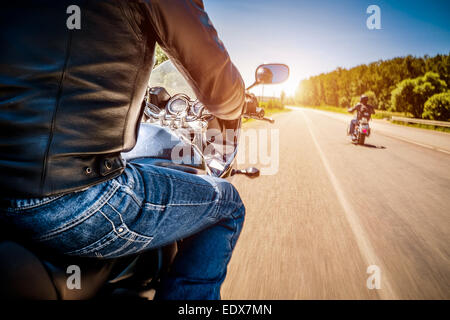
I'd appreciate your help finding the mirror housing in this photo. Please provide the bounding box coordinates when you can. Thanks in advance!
[247,63,289,90]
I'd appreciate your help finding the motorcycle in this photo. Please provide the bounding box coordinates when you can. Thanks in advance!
[347,104,373,145]
[0,60,289,299]
[351,117,371,145]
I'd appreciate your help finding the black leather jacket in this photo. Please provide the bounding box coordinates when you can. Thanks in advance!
[349,103,375,121]
[0,0,245,197]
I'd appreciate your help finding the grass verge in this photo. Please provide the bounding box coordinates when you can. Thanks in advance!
[391,120,450,133]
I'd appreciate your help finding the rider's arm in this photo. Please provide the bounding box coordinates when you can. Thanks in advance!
[143,0,245,120]
[348,105,357,113]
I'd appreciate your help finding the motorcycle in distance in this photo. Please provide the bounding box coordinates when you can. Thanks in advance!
[350,117,371,145]
[347,106,372,145]
[0,61,289,299]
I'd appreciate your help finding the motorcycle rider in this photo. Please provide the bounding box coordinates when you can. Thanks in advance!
[348,94,376,140]
[0,0,258,300]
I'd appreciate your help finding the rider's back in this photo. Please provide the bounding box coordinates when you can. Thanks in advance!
[354,103,375,120]
[0,1,154,197]
[0,0,245,198]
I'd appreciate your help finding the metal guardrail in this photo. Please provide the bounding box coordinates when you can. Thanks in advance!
[390,116,450,128]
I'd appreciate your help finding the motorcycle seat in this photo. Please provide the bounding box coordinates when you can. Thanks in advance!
[0,240,116,299]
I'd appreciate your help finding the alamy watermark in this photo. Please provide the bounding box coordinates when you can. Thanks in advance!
[366,265,381,289]
[66,5,81,30]
[66,264,81,290]
[366,5,381,30]
[170,128,280,176]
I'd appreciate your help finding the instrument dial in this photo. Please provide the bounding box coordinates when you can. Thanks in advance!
[192,101,204,117]
[167,96,189,114]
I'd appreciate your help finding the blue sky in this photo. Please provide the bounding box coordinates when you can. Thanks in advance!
[204,0,450,96]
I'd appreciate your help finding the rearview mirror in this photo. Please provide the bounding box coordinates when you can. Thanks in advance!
[255,64,289,85]
[247,63,289,90]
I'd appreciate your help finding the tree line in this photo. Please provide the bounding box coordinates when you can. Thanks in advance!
[295,53,450,120]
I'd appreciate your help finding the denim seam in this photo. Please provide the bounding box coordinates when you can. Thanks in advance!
[6,195,65,211]
[212,198,221,219]
[167,200,219,206]
[103,233,152,258]
[99,208,152,243]
[100,238,136,259]
[65,230,119,256]
[101,232,134,258]
[230,203,245,220]
[105,201,153,242]
[142,200,221,210]
[214,200,243,206]
[211,183,222,218]
[143,202,166,210]
[146,170,215,188]
[228,213,239,253]
[120,185,142,206]
[212,200,244,220]
[35,181,121,241]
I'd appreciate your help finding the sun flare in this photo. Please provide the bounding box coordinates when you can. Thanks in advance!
[250,76,299,98]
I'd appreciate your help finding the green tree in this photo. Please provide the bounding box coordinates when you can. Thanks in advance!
[422,92,450,121]
[350,96,360,107]
[390,72,447,117]
[293,53,450,112]
[339,96,349,108]
[390,79,415,114]
[154,43,169,68]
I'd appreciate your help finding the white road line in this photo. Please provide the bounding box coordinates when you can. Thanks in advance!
[380,134,450,155]
[301,109,398,299]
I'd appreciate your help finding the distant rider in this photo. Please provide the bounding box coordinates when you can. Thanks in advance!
[348,95,376,139]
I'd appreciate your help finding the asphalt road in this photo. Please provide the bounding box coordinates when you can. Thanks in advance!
[221,107,450,299]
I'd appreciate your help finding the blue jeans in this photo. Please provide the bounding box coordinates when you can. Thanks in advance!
[349,119,358,136]
[0,158,245,300]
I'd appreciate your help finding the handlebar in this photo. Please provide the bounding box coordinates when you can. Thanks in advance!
[243,106,275,123]
[262,116,275,123]
[243,114,275,123]
[242,93,275,123]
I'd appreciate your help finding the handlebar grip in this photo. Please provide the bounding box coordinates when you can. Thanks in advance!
[263,116,275,124]
[243,107,264,119]
[255,107,265,118]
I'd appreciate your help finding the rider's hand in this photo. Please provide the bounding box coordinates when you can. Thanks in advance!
[243,93,259,116]
[215,93,260,131]
[243,93,265,118]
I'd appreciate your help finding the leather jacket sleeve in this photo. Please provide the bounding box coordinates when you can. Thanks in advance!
[143,0,246,120]
[348,104,359,113]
